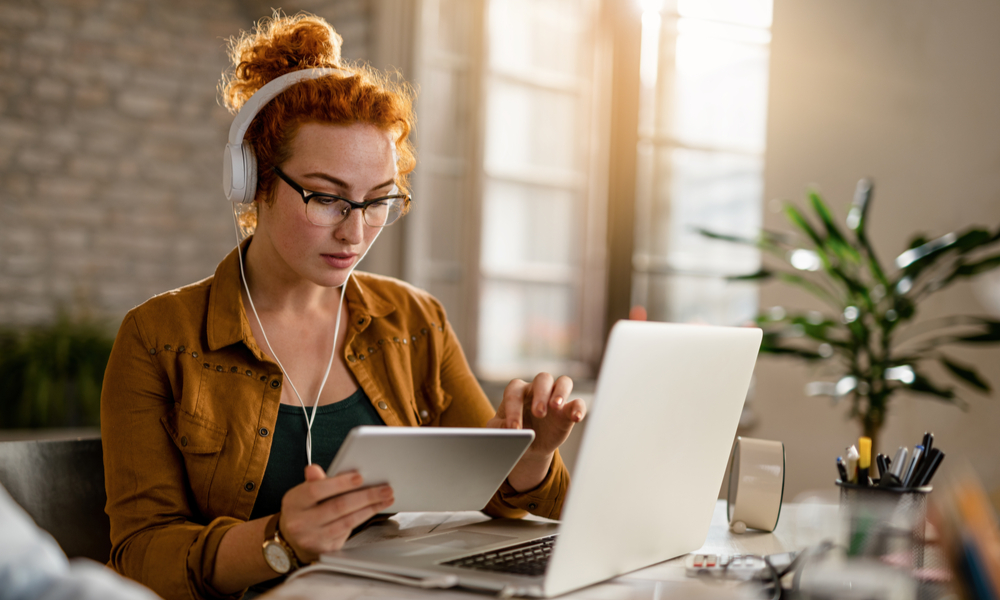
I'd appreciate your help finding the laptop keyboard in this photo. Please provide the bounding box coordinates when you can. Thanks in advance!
[441,535,557,577]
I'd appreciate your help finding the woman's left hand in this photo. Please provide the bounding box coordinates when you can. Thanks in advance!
[486,373,586,492]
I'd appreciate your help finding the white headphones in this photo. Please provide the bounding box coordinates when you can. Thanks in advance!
[222,67,348,204]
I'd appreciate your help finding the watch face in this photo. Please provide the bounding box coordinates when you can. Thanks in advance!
[263,541,291,574]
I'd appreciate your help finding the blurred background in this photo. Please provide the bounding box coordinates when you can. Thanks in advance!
[0,0,998,503]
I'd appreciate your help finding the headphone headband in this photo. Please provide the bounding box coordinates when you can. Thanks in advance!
[223,67,348,203]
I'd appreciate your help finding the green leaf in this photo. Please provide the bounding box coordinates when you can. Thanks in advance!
[949,253,1000,279]
[784,203,826,252]
[940,356,991,392]
[809,191,860,264]
[726,269,774,281]
[904,373,956,400]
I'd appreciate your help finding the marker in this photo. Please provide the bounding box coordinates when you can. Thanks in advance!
[857,437,872,487]
[914,449,945,487]
[846,445,860,484]
[875,453,888,479]
[902,444,925,488]
[837,456,849,482]
[921,432,934,456]
[889,447,908,479]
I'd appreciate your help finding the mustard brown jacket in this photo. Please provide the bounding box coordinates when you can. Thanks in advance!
[100,242,568,600]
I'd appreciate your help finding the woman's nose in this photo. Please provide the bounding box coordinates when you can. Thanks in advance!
[334,208,366,244]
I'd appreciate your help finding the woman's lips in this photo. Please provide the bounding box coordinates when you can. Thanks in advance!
[322,253,357,269]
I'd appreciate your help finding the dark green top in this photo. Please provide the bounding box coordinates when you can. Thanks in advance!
[249,388,385,521]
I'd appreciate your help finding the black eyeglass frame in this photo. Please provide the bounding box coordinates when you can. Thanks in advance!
[272,166,411,228]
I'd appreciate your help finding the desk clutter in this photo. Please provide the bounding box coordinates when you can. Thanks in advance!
[835,432,945,490]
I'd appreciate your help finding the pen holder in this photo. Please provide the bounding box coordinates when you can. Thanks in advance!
[836,480,930,569]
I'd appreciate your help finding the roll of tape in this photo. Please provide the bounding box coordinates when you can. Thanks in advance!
[726,437,785,533]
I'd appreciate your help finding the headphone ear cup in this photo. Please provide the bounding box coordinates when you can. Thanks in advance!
[242,142,257,204]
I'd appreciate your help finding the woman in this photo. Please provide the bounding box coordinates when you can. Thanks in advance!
[100,13,586,600]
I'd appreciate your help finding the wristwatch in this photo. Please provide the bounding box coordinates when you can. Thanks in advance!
[262,513,300,574]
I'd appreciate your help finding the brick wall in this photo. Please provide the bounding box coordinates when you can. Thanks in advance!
[0,0,372,329]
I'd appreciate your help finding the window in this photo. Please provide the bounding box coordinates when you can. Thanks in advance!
[476,0,607,380]
[631,0,773,325]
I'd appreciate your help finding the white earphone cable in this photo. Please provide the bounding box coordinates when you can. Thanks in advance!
[231,208,383,466]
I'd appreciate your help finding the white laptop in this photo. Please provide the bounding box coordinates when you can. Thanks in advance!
[318,321,762,597]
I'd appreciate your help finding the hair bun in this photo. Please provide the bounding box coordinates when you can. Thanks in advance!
[222,12,344,114]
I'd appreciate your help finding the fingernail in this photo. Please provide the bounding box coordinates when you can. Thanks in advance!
[572,412,582,422]
[380,487,393,498]
[352,474,363,485]
[554,396,564,407]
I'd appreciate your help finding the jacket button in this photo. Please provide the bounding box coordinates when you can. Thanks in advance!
[259,427,269,437]
[230,366,239,373]
[377,339,384,345]
[246,370,253,376]
[377,401,388,410]
[528,503,538,511]
[348,355,356,362]
[204,363,210,369]
[393,337,399,342]
[357,318,365,325]
[260,375,267,382]
[358,354,366,360]
[419,409,429,419]
[149,348,156,354]
[245,482,255,492]
[368,347,375,353]
[191,351,199,358]
[164,345,172,351]
[411,336,417,342]
[270,379,281,389]
[178,346,185,352]
[180,436,188,447]
[402,338,408,345]
[216,365,224,372]
[421,328,428,335]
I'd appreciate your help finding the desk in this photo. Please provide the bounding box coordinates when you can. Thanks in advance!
[262,500,838,599]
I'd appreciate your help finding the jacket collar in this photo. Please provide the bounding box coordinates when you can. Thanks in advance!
[207,237,396,352]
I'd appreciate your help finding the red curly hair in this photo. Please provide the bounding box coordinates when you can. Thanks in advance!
[220,12,416,206]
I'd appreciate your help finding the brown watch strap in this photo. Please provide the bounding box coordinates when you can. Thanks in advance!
[264,513,281,540]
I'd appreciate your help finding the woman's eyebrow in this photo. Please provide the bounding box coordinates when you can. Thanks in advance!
[301,173,396,194]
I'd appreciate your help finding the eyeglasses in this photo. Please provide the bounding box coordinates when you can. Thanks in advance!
[272,166,410,228]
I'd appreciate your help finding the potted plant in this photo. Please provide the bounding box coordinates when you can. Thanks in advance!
[701,179,1000,454]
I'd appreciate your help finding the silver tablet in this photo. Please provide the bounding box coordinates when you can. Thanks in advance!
[326,426,535,512]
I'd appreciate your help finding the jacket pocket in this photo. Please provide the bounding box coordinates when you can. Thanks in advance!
[160,409,227,516]
[417,381,447,425]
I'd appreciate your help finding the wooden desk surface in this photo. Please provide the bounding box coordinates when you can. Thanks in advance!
[263,500,838,600]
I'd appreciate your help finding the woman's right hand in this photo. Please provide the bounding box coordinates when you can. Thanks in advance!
[278,464,394,563]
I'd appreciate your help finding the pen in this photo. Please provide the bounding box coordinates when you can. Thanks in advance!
[837,456,849,482]
[902,444,924,488]
[875,453,888,479]
[914,449,945,487]
[858,437,872,487]
[889,447,908,479]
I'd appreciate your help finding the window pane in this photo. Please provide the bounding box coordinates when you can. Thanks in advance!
[481,182,577,271]
[637,273,758,325]
[670,31,770,152]
[665,148,762,273]
[478,280,575,376]
[677,0,773,28]
[484,80,580,173]
[488,0,585,76]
